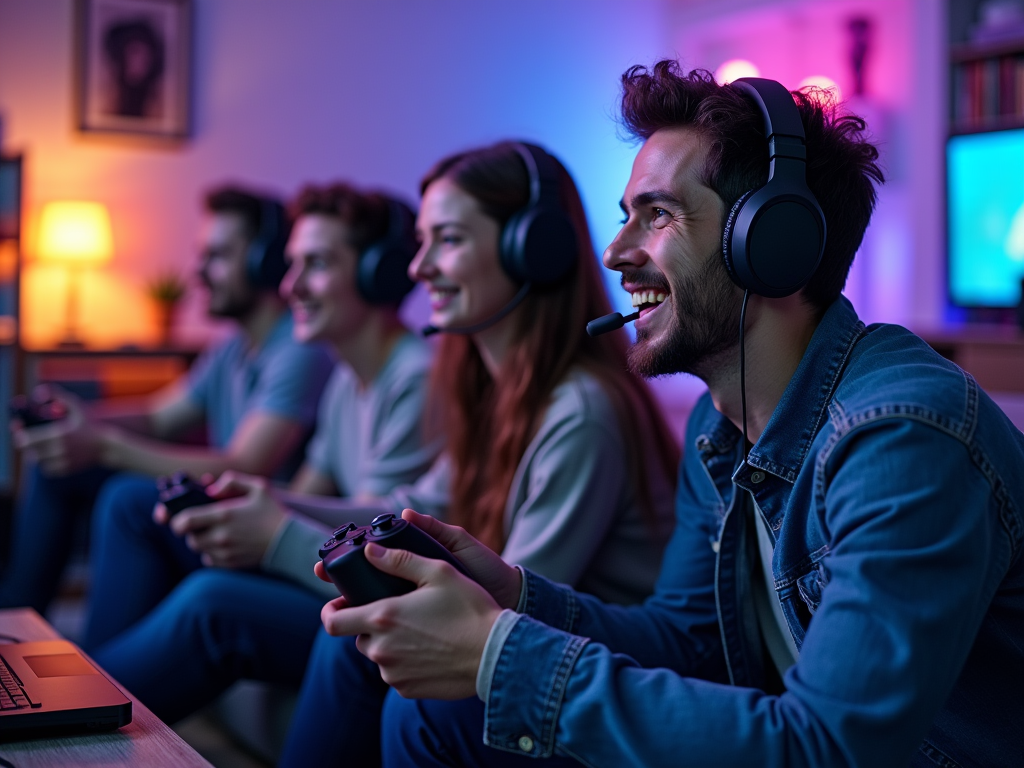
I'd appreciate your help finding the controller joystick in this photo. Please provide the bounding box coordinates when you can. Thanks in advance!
[156,472,214,518]
[9,390,68,428]
[318,513,471,606]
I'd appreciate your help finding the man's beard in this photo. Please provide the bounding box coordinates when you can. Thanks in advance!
[626,253,740,379]
[207,287,259,320]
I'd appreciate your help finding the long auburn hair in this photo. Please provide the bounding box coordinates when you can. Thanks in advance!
[422,141,680,553]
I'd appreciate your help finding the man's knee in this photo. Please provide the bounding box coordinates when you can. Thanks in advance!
[382,690,484,763]
[93,473,160,534]
[168,569,251,622]
[308,630,380,682]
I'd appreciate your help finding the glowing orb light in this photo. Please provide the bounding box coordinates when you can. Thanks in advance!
[715,59,760,85]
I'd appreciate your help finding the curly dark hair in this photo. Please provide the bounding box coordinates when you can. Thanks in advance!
[620,61,884,314]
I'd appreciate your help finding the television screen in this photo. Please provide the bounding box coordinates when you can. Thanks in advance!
[947,128,1024,308]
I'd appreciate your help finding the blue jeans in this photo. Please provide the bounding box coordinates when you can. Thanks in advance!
[279,631,389,767]
[90,568,324,724]
[0,464,113,614]
[279,629,582,768]
[82,472,202,650]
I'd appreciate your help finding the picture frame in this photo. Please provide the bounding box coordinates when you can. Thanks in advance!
[74,0,192,140]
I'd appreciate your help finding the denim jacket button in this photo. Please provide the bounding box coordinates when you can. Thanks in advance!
[518,735,535,752]
[750,471,766,484]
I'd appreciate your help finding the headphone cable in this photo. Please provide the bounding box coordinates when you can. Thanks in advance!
[739,289,751,459]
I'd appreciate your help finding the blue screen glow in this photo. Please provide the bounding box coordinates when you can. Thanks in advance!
[948,129,1024,308]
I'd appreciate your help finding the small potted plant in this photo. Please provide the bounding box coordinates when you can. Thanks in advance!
[147,270,188,347]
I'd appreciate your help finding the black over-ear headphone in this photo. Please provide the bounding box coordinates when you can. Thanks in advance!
[722,77,826,298]
[246,198,290,289]
[356,197,417,305]
[499,142,578,286]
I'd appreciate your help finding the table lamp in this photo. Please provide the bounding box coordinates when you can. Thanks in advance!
[37,201,113,348]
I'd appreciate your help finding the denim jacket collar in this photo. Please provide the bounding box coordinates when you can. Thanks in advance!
[744,296,865,483]
[691,297,866,529]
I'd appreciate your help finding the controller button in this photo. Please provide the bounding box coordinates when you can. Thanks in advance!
[371,513,396,531]
[350,531,366,544]
[333,522,357,540]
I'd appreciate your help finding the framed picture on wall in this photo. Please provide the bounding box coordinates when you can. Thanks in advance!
[74,0,192,140]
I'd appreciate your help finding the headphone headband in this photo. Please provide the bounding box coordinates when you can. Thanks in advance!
[732,78,807,142]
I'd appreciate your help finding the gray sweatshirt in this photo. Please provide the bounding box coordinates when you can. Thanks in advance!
[263,368,675,604]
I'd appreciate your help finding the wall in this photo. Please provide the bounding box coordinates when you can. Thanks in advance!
[0,0,950,429]
[667,0,948,329]
[0,0,675,348]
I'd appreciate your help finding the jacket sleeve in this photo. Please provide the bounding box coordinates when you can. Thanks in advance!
[481,419,1013,768]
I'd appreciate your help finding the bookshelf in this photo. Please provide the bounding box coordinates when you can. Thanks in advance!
[950,37,1024,132]
[949,2,1024,132]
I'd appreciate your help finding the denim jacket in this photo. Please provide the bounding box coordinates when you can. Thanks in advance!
[479,297,1024,768]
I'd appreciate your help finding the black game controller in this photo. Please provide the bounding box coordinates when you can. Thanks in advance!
[9,391,68,428]
[156,472,214,517]
[318,513,471,606]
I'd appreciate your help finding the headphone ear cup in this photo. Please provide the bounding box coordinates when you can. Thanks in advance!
[247,200,288,288]
[723,186,825,298]
[357,241,416,304]
[499,209,529,283]
[246,240,265,286]
[722,189,755,290]
[500,207,578,286]
[356,242,384,302]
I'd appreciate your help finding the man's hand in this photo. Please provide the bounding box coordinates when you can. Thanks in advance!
[321,542,503,700]
[159,471,287,569]
[12,389,106,476]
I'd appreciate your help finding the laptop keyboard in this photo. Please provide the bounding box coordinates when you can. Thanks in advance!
[0,654,40,710]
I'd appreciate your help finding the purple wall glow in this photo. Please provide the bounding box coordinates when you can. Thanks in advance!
[0,0,950,428]
[669,0,947,329]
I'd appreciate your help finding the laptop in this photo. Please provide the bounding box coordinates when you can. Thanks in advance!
[0,640,132,739]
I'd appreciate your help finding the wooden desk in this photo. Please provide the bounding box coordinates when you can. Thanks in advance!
[0,608,211,768]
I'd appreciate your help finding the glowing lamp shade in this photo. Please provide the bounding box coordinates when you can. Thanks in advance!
[37,201,113,265]
[798,75,842,104]
[716,59,760,85]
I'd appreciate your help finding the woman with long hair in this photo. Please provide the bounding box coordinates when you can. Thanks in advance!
[277,141,679,767]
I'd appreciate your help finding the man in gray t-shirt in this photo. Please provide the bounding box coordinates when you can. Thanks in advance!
[305,333,437,499]
[84,185,440,730]
[2,186,332,615]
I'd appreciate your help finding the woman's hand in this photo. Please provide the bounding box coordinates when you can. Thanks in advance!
[320,541,503,699]
[399,508,522,610]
